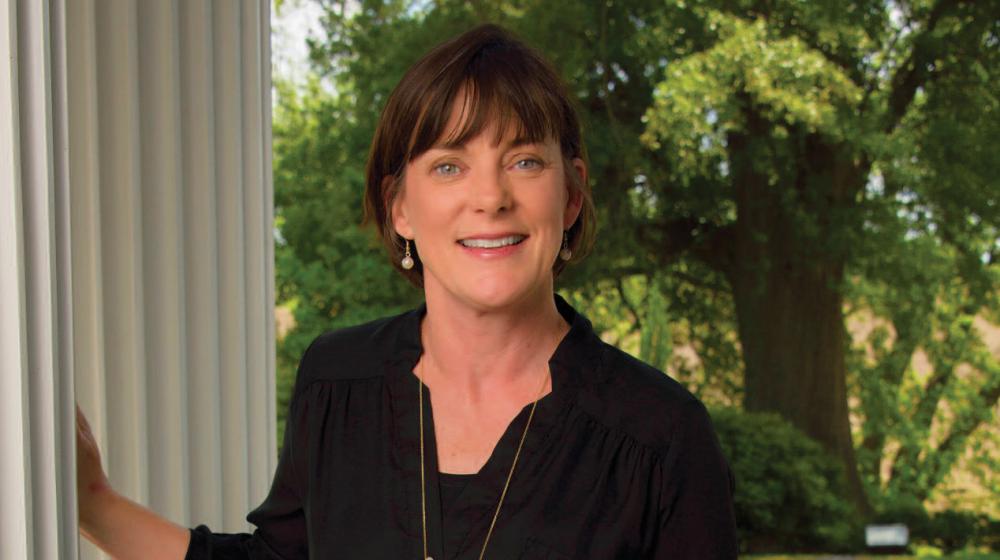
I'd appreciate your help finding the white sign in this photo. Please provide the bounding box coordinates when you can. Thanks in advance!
[866,524,909,547]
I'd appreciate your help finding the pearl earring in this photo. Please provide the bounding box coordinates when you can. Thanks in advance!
[559,231,572,261]
[401,239,415,270]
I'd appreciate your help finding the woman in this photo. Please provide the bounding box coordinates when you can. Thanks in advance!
[78,24,737,559]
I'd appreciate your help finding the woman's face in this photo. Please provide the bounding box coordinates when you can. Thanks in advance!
[391,112,585,313]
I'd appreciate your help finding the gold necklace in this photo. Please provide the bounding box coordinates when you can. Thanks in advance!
[418,369,547,560]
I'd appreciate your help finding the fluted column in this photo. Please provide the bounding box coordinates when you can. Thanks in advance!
[0,1,275,558]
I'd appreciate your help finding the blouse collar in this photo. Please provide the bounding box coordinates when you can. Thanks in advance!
[385,293,604,399]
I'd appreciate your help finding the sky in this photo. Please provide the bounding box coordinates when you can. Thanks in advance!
[271,0,328,87]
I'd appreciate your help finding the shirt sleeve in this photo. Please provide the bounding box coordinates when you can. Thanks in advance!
[184,367,312,559]
[652,399,738,559]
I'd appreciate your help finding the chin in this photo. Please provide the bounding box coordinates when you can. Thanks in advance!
[425,266,554,314]
[474,281,557,313]
[462,287,528,312]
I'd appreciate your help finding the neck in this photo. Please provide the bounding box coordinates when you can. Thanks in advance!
[419,285,567,397]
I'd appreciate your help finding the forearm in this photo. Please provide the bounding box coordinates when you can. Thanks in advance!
[80,486,190,560]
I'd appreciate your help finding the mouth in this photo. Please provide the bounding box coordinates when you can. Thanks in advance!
[458,234,527,249]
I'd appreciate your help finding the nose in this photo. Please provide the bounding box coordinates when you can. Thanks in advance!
[470,167,512,214]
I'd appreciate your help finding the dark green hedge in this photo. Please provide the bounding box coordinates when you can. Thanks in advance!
[874,496,1000,553]
[710,407,859,553]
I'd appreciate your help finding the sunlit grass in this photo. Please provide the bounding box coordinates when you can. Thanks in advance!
[747,554,999,559]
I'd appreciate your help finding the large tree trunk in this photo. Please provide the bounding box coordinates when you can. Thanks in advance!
[723,118,871,514]
[729,245,869,513]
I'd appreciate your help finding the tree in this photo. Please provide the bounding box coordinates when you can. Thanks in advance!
[848,227,1000,509]
[640,0,1000,511]
[277,0,1000,513]
[271,78,423,435]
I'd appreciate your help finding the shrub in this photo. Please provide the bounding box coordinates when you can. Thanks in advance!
[872,494,933,542]
[710,407,860,553]
[928,510,979,553]
[978,516,1000,552]
[872,495,997,553]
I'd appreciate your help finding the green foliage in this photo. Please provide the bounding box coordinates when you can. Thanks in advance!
[874,496,999,554]
[712,408,858,553]
[562,268,743,407]
[272,78,423,437]
[638,0,1000,511]
[927,510,979,554]
[747,549,1000,560]
[980,518,1000,552]
[847,213,1000,506]
[642,11,864,169]
[874,495,936,544]
[273,0,1000,518]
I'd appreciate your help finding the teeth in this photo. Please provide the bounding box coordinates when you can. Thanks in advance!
[459,235,525,249]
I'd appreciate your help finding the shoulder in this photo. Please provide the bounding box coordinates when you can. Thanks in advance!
[294,309,418,389]
[579,342,715,456]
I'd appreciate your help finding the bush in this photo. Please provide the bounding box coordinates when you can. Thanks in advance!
[711,407,860,553]
[874,496,998,553]
[978,517,1000,552]
[872,494,933,543]
[929,510,979,553]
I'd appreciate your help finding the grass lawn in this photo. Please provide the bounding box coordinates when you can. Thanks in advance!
[748,554,999,559]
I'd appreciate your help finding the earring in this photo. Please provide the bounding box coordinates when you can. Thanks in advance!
[401,239,415,270]
[559,231,572,261]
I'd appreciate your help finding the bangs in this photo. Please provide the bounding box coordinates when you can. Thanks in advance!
[403,38,573,163]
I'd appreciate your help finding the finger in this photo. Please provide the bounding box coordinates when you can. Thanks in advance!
[75,404,99,451]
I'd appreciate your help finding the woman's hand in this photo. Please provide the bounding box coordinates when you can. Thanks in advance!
[75,404,190,559]
[76,404,111,529]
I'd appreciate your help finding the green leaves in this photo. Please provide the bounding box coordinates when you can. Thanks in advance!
[713,407,858,552]
[642,11,864,178]
[274,0,1000,522]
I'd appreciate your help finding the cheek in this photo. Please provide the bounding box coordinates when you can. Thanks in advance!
[407,192,458,238]
[536,187,570,226]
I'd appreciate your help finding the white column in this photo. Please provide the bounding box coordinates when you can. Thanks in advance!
[0,1,275,558]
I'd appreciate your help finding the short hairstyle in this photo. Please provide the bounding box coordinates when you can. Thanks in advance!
[363,23,596,287]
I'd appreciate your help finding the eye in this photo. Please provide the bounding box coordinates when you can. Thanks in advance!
[513,158,543,171]
[433,162,461,176]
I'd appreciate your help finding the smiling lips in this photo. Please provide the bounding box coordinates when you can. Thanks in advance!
[458,234,526,249]
[457,234,528,257]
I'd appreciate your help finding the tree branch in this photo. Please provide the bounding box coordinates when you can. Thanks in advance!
[668,269,729,295]
[883,0,961,133]
[859,322,921,482]
[923,378,1000,495]
[643,217,735,276]
[888,363,952,484]
[615,277,644,334]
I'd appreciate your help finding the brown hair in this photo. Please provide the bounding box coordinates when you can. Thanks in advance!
[363,23,596,287]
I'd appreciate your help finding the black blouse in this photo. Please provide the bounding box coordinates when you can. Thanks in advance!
[186,296,738,559]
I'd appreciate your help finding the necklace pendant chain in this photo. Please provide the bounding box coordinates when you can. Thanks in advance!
[418,369,546,560]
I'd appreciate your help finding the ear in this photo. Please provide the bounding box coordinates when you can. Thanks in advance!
[388,176,415,239]
[563,158,587,229]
